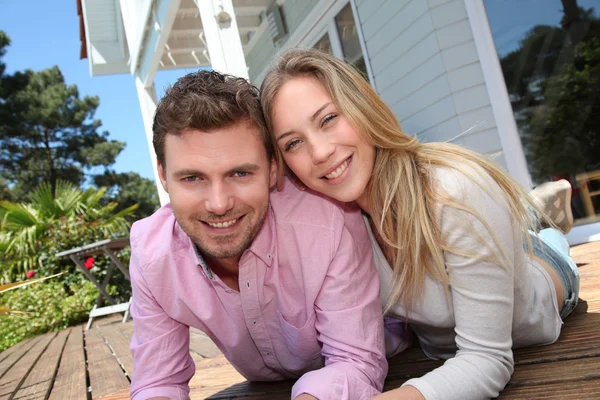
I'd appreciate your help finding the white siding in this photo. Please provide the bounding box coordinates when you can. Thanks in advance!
[355,0,504,158]
[247,0,319,82]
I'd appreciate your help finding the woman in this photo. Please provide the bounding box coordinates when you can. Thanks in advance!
[260,48,580,400]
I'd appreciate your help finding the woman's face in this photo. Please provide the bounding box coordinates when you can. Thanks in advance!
[270,76,375,204]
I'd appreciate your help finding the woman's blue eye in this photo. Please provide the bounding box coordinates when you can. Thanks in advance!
[285,139,301,151]
[322,114,337,127]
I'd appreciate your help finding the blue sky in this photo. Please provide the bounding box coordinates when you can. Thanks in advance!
[0,0,192,181]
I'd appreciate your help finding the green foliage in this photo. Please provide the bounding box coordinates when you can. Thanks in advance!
[0,30,126,198]
[529,38,600,178]
[94,171,160,220]
[498,5,600,182]
[0,180,137,282]
[0,279,109,351]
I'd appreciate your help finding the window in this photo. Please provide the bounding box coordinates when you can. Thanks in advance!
[485,0,600,224]
[310,2,370,81]
[334,3,367,78]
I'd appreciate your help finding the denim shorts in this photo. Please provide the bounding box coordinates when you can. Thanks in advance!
[526,229,580,319]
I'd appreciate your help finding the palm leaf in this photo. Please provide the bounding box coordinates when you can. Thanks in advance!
[0,272,64,294]
[29,182,61,217]
[0,307,31,317]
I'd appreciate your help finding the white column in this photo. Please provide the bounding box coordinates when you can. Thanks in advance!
[197,0,249,79]
[465,0,532,190]
[135,76,170,206]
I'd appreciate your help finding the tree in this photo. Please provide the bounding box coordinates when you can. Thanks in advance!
[529,38,600,178]
[498,3,600,181]
[94,171,160,220]
[0,31,125,199]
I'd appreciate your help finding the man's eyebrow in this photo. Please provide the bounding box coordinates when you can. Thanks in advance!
[172,169,206,178]
[172,164,260,178]
[276,102,332,143]
[225,163,260,174]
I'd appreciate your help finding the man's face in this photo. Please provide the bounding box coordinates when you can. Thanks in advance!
[159,121,277,260]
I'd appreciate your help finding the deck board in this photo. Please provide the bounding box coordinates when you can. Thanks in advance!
[11,329,69,400]
[0,332,56,400]
[85,327,129,399]
[48,327,88,400]
[1,240,599,399]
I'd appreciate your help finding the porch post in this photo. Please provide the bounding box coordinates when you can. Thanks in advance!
[197,0,249,79]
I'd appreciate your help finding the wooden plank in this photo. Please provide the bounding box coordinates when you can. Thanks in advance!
[95,323,133,378]
[500,378,600,399]
[0,338,37,368]
[513,312,600,364]
[508,356,600,387]
[47,327,88,400]
[189,329,222,360]
[189,356,248,400]
[0,337,42,381]
[12,329,70,400]
[85,327,129,399]
[0,332,56,400]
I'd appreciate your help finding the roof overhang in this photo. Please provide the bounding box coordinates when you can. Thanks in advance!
[78,0,272,77]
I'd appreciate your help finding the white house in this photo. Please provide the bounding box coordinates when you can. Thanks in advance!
[77,0,600,244]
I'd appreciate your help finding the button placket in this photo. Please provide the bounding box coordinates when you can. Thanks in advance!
[239,258,277,366]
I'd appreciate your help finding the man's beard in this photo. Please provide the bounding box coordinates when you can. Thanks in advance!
[175,203,269,260]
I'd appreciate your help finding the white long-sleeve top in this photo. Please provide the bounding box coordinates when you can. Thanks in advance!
[367,166,562,400]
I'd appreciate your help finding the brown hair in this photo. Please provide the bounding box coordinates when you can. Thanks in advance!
[153,70,272,167]
[261,48,549,313]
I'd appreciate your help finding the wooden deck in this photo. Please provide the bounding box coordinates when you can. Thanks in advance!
[1,240,599,399]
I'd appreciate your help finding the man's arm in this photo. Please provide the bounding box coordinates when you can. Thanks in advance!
[129,250,195,400]
[291,206,388,400]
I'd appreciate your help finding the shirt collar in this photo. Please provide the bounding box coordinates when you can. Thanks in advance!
[184,205,276,280]
[245,206,276,267]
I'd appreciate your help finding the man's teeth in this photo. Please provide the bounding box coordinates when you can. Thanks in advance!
[207,219,237,228]
[325,159,350,179]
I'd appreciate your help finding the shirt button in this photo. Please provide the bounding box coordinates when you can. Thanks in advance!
[252,320,257,325]
[265,352,271,356]
[266,253,272,260]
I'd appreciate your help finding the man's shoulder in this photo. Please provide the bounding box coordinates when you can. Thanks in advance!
[269,178,362,231]
[130,204,188,267]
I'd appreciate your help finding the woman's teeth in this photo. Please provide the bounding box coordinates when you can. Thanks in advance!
[207,219,237,228]
[325,159,350,179]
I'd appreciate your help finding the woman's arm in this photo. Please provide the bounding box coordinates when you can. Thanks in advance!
[392,168,519,400]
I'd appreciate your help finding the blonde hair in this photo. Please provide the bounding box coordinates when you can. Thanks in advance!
[261,48,547,313]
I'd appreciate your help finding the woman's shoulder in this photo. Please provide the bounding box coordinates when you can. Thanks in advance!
[430,163,505,204]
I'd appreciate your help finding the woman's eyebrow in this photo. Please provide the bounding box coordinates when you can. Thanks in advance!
[276,102,332,142]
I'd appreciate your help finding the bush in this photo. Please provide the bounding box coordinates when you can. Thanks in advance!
[0,279,113,351]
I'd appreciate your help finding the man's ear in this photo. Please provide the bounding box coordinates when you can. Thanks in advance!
[269,157,278,189]
[158,161,169,193]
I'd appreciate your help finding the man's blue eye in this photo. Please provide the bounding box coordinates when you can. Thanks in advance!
[235,171,249,178]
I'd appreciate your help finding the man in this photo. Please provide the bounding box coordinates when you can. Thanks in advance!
[129,70,387,400]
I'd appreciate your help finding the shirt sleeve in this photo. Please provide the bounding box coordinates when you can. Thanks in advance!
[402,168,518,400]
[129,249,195,400]
[291,206,388,400]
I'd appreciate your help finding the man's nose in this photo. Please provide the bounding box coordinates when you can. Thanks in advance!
[204,183,234,215]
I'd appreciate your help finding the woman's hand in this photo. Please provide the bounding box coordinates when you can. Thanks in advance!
[372,386,425,400]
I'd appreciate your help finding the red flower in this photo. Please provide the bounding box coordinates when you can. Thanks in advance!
[85,257,95,269]
[26,270,35,279]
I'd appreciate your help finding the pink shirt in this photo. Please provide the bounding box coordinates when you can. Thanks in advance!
[129,181,387,399]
